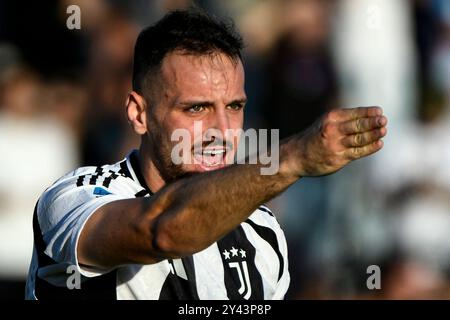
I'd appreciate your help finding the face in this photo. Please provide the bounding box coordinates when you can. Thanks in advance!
[143,51,246,183]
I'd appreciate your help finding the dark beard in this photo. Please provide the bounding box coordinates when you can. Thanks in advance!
[148,126,202,184]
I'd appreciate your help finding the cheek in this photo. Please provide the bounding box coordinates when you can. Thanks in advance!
[162,118,197,151]
[234,113,244,128]
[148,116,178,150]
[223,115,244,155]
[229,113,244,135]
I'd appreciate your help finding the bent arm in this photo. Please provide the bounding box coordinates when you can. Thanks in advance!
[78,106,387,269]
[78,160,295,269]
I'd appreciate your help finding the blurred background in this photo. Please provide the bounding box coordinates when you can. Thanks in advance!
[1,0,450,300]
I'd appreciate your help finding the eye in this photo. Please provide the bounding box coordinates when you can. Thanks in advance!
[187,105,205,113]
[227,103,244,111]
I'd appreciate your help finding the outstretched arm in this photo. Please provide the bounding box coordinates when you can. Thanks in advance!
[78,106,387,269]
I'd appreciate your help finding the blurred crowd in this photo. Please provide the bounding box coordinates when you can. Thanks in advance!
[1,0,450,299]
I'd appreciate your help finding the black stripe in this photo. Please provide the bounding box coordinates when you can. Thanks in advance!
[101,171,121,188]
[244,219,285,281]
[89,174,98,185]
[102,176,112,188]
[32,201,117,300]
[258,206,274,217]
[129,151,154,195]
[33,203,58,267]
[158,257,200,300]
[217,226,264,300]
[91,167,103,185]
[134,190,149,198]
[76,175,85,187]
[119,160,132,179]
[110,172,119,179]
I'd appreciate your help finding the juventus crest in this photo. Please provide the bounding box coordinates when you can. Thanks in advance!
[222,246,252,299]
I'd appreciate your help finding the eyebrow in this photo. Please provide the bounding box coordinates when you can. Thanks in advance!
[227,98,247,105]
[178,98,247,107]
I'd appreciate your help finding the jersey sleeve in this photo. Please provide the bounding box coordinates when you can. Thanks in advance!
[36,171,133,278]
[249,205,291,299]
[271,217,290,300]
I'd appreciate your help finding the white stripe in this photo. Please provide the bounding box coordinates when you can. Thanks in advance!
[259,205,273,214]
[272,225,290,299]
[193,242,228,299]
[116,262,171,300]
[248,212,290,299]
[229,262,245,294]
[241,261,252,299]
[126,157,140,183]
[241,222,280,300]
[172,259,188,280]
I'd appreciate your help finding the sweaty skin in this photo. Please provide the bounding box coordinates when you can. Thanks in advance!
[78,51,388,269]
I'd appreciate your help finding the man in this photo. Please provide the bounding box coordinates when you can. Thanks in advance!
[25,10,387,300]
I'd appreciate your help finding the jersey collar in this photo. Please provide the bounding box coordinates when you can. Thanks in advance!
[126,150,154,195]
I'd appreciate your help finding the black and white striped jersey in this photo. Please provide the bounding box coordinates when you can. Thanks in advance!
[25,150,290,300]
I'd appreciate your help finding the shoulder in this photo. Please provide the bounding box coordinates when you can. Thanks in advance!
[246,205,285,238]
[244,205,289,272]
[256,205,275,217]
[42,157,142,196]
[249,205,278,225]
[36,158,143,232]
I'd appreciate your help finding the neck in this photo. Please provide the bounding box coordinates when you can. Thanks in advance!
[138,143,166,193]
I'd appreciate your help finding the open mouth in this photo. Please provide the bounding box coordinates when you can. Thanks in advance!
[193,147,228,170]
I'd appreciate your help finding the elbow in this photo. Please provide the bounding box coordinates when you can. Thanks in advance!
[152,214,203,258]
[152,226,177,257]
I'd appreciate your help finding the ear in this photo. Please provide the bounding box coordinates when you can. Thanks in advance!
[126,91,148,135]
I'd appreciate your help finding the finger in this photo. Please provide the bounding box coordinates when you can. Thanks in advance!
[339,116,387,135]
[344,140,384,160]
[333,106,383,121]
[342,127,387,147]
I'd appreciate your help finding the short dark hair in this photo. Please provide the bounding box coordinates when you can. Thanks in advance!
[132,9,244,94]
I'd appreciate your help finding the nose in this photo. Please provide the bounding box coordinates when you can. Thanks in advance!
[209,107,230,140]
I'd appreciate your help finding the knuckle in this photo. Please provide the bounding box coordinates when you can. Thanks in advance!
[326,110,337,122]
[321,122,334,138]
[354,134,363,146]
[354,119,362,132]
[352,147,362,158]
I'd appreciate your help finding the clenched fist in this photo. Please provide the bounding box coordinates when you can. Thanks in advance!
[284,106,388,177]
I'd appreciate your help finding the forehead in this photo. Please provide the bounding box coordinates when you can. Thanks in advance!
[159,51,245,99]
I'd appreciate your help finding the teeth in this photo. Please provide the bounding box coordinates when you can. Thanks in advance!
[203,149,225,156]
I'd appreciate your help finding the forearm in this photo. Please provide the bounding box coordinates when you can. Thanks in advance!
[78,140,298,268]
[152,144,298,257]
